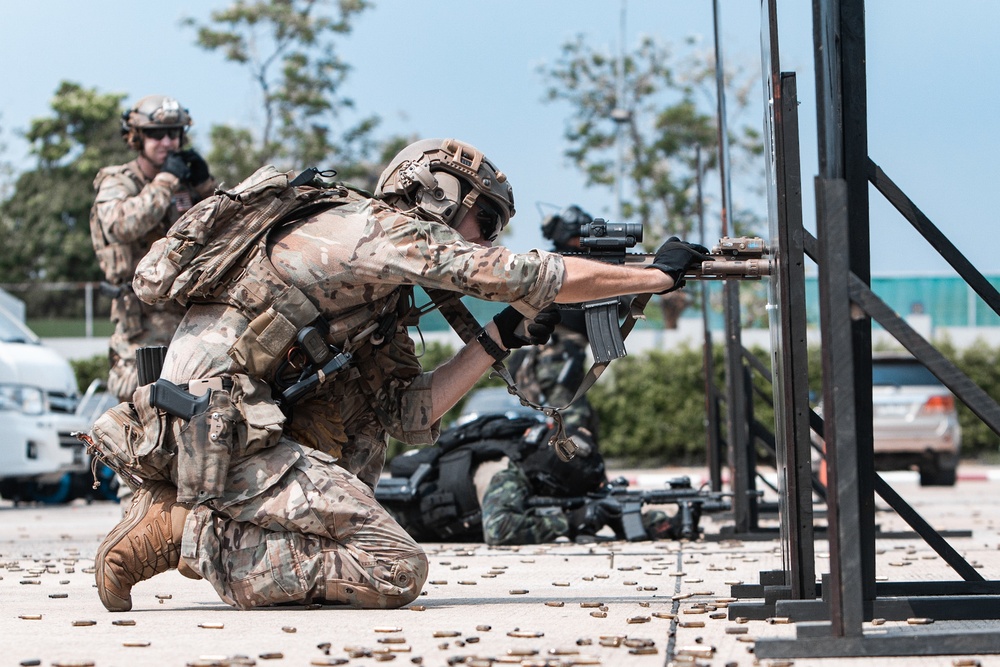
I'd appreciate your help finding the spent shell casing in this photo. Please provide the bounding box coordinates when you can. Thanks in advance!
[112,619,137,626]
[123,641,150,647]
[507,649,539,657]
[72,620,97,626]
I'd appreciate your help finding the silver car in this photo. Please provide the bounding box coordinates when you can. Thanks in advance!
[813,353,961,487]
[870,353,961,486]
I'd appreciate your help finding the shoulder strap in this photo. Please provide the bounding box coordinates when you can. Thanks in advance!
[425,288,651,461]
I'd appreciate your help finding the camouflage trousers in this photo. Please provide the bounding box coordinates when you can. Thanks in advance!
[180,448,429,610]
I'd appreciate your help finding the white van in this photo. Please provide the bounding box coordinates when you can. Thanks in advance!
[0,302,93,501]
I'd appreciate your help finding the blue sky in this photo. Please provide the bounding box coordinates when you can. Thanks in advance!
[2,1,998,274]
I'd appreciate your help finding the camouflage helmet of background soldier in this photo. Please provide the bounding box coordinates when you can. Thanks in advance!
[121,94,193,150]
[542,205,592,253]
[375,138,515,241]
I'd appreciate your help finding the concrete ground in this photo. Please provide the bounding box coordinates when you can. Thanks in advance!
[2,465,1000,667]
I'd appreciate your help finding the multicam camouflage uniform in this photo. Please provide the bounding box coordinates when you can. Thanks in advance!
[90,160,204,401]
[141,197,564,609]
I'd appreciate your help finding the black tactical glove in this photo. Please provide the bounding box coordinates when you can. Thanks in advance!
[567,497,623,538]
[179,149,211,187]
[161,152,190,182]
[647,236,711,293]
[493,306,561,350]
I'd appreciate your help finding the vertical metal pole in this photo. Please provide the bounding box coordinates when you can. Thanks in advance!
[697,148,723,492]
[84,282,94,338]
[813,0,873,636]
[614,0,627,221]
[713,0,755,532]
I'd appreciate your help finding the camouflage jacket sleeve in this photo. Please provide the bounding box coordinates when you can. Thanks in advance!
[375,203,565,318]
[480,461,570,546]
[92,166,178,243]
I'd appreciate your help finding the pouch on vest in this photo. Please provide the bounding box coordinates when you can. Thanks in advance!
[227,286,322,377]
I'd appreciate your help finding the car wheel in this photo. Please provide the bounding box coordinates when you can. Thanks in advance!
[919,464,957,487]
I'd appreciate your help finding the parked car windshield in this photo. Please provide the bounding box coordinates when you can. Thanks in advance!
[0,305,41,345]
[872,361,939,387]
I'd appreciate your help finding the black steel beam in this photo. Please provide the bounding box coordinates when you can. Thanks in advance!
[849,275,1000,436]
[756,628,1000,659]
[868,159,1000,316]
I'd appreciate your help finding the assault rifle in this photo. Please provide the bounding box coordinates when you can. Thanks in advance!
[565,220,772,364]
[528,475,735,541]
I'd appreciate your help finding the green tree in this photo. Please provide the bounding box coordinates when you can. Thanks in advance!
[0,82,129,289]
[538,35,764,326]
[184,0,391,188]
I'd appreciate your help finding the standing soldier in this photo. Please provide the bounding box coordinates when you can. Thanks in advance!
[90,94,216,403]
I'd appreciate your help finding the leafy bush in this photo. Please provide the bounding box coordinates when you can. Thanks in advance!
[72,334,1000,463]
[70,353,109,394]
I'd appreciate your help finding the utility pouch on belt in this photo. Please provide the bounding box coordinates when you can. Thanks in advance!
[85,385,175,488]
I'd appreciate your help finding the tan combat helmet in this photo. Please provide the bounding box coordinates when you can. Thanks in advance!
[375,138,515,239]
[121,94,193,149]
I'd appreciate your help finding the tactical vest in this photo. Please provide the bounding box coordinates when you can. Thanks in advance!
[132,165,381,380]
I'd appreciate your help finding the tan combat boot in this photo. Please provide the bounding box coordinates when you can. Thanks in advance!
[95,481,191,611]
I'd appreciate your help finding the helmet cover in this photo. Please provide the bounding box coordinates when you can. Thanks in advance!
[375,138,515,234]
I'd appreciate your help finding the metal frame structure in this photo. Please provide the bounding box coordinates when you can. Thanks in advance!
[749,0,1000,658]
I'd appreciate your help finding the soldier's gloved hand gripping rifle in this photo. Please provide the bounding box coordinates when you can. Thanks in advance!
[426,221,771,463]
